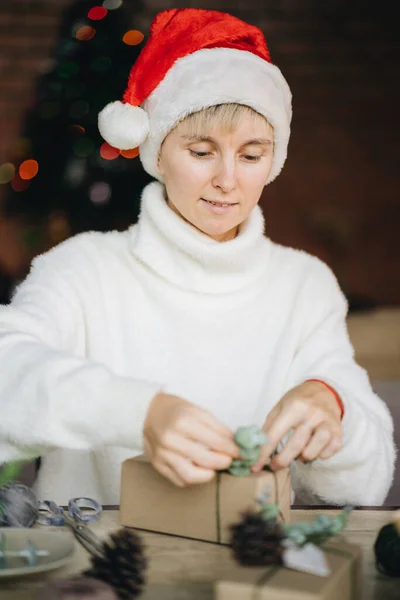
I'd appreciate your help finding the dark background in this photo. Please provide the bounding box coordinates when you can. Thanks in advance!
[0,0,399,307]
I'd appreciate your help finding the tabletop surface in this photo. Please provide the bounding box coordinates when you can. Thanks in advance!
[0,508,399,600]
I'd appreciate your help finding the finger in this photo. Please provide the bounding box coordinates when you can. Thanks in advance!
[183,419,240,459]
[163,450,216,486]
[198,410,235,438]
[253,404,308,471]
[153,459,186,487]
[164,434,234,470]
[269,422,314,470]
[299,425,333,463]
[318,435,342,460]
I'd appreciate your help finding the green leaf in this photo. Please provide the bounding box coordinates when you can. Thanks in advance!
[0,462,24,488]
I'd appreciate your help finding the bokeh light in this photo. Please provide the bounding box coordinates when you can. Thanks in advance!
[122,30,144,46]
[0,163,15,184]
[58,61,80,79]
[88,6,108,20]
[69,100,89,118]
[48,212,71,243]
[11,174,30,192]
[19,160,39,180]
[13,138,31,157]
[71,124,85,134]
[100,142,120,160]
[73,138,96,158]
[120,147,139,159]
[91,56,112,73]
[89,181,111,204]
[103,0,122,9]
[66,81,86,99]
[39,101,60,120]
[75,25,96,41]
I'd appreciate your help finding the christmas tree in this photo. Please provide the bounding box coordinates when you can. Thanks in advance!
[3,0,152,259]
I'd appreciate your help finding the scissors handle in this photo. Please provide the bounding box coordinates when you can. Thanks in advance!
[37,500,65,526]
[68,497,102,524]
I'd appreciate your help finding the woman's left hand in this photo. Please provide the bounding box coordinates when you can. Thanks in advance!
[252,380,343,472]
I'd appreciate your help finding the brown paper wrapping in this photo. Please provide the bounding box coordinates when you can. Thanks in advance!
[120,457,291,544]
[215,539,363,600]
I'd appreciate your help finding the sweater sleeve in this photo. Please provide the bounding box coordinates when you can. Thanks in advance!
[285,259,396,506]
[0,242,162,464]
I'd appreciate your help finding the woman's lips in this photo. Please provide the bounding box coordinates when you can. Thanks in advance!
[200,198,238,214]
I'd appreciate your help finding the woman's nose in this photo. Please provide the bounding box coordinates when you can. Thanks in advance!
[212,158,237,193]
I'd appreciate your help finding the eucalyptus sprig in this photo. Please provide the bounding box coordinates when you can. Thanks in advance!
[282,506,353,547]
[228,425,268,477]
[255,486,353,548]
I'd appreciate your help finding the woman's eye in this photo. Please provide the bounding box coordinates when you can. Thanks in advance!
[244,155,262,162]
[190,150,210,157]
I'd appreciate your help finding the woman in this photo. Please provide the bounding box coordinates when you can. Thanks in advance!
[0,9,395,505]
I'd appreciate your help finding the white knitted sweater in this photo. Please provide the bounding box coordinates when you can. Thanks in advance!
[0,182,395,504]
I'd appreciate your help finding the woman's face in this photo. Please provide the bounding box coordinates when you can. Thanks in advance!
[157,111,274,242]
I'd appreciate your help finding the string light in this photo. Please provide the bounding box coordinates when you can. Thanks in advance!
[122,30,144,46]
[19,160,39,180]
[100,142,120,160]
[75,26,96,41]
[48,212,70,243]
[71,125,85,134]
[89,181,111,204]
[11,174,30,192]
[88,6,108,20]
[120,148,139,159]
[102,0,122,9]
[0,163,15,184]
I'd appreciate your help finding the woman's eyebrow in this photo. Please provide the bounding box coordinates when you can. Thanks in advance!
[180,135,272,146]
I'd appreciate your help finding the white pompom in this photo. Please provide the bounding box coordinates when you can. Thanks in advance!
[98,101,149,150]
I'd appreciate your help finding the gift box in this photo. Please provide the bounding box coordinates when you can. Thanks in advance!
[120,457,291,544]
[215,539,362,600]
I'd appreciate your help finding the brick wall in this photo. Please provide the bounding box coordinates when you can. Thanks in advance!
[0,0,399,305]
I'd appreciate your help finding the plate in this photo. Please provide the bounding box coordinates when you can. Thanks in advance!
[0,527,75,578]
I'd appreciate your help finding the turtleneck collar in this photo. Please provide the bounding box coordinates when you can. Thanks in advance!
[130,181,271,294]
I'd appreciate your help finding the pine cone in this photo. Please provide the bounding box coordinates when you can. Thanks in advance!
[84,528,147,600]
[230,512,285,567]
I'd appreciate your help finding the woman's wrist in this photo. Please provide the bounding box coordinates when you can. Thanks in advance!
[305,378,344,420]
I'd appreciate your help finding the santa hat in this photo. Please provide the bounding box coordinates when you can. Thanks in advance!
[98,8,292,184]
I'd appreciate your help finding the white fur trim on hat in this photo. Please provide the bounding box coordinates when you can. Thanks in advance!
[98,101,149,150]
[138,48,292,185]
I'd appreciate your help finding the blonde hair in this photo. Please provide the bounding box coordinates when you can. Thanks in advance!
[180,103,271,137]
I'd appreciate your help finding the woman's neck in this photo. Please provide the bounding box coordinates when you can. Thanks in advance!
[166,197,238,242]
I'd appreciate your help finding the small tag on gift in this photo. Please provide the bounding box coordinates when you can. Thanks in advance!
[283,543,331,577]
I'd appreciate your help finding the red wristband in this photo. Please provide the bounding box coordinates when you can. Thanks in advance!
[306,379,344,419]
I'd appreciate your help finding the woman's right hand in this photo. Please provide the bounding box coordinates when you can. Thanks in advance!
[143,392,240,487]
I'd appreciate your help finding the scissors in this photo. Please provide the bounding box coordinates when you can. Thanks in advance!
[37,497,102,527]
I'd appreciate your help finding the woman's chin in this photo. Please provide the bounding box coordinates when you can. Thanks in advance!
[195,219,239,242]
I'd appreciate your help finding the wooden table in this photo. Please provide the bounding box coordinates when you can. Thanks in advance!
[1,508,399,600]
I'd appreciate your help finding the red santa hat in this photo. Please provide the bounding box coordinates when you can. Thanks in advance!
[98,8,292,184]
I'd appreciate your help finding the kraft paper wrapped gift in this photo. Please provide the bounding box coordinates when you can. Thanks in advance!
[215,539,362,600]
[120,457,291,544]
